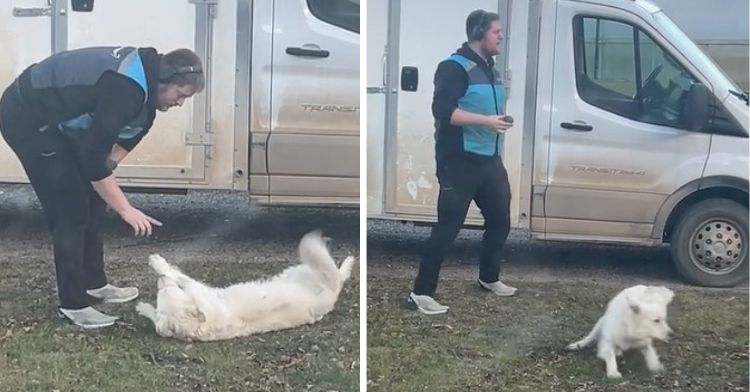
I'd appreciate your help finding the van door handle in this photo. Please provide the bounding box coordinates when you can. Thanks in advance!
[286,47,330,58]
[560,121,593,132]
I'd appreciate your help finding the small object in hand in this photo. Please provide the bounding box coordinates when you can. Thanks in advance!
[502,115,514,124]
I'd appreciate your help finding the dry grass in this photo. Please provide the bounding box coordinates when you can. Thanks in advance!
[367,277,748,392]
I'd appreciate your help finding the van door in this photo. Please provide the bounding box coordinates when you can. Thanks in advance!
[267,0,360,205]
[542,1,711,242]
[382,0,498,221]
[65,0,214,185]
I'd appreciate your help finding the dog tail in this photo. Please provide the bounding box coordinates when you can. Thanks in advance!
[567,316,602,351]
[299,231,344,292]
[339,256,356,282]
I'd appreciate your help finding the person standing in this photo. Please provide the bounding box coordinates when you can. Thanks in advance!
[408,10,516,315]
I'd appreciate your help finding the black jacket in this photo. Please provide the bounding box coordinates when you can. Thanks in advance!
[17,47,161,181]
[431,42,499,162]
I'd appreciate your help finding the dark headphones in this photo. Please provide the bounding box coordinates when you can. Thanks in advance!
[159,64,203,82]
[468,10,491,42]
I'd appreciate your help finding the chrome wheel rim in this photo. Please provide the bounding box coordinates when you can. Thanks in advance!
[689,219,745,274]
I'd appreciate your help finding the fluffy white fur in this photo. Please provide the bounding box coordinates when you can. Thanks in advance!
[567,285,675,378]
[136,231,355,341]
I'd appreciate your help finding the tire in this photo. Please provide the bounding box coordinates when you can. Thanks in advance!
[670,198,748,287]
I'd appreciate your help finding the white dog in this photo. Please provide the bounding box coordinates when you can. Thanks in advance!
[135,231,355,341]
[566,285,675,378]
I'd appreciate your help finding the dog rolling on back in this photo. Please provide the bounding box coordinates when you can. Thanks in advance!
[136,231,355,341]
[567,285,675,378]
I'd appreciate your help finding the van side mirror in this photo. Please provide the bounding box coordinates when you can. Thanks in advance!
[683,83,710,131]
[71,0,94,12]
[684,83,747,137]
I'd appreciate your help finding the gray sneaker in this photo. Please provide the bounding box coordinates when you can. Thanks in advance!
[86,284,139,303]
[407,293,449,315]
[478,279,517,296]
[57,306,118,329]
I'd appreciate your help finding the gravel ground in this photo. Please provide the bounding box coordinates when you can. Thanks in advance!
[367,219,748,291]
[0,184,359,254]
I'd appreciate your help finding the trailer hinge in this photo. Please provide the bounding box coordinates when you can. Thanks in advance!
[189,0,217,18]
[185,132,213,146]
[13,7,52,17]
[504,69,512,95]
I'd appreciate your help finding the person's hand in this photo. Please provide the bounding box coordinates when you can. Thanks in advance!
[485,115,514,133]
[118,206,163,237]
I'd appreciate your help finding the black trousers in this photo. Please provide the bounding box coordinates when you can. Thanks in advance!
[413,154,512,296]
[0,81,107,309]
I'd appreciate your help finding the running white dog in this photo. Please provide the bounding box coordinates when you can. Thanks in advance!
[566,285,675,378]
[135,231,355,341]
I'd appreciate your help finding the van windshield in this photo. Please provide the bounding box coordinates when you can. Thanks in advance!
[652,11,743,96]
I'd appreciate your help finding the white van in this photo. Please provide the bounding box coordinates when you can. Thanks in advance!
[0,0,360,207]
[367,0,749,287]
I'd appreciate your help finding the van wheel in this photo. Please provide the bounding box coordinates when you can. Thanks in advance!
[671,199,748,287]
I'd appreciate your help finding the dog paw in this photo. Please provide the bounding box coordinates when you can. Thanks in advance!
[135,302,153,315]
[149,254,170,274]
[606,371,622,379]
[647,362,665,373]
[566,343,579,351]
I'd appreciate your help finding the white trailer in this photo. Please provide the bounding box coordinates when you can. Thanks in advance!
[0,0,360,207]
[367,0,749,287]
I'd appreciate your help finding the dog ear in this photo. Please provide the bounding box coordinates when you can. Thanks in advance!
[646,286,675,305]
[187,306,206,323]
[626,295,641,314]
[660,288,675,305]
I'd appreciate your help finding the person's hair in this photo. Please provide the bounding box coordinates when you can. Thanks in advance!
[465,10,500,42]
[160,48,205,92]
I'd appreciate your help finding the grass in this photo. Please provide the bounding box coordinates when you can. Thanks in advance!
[367,277,748,392]
[0,257,359,392]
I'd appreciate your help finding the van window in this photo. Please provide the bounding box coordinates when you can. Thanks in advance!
[574,16,699,129]
[307,0,359,33]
